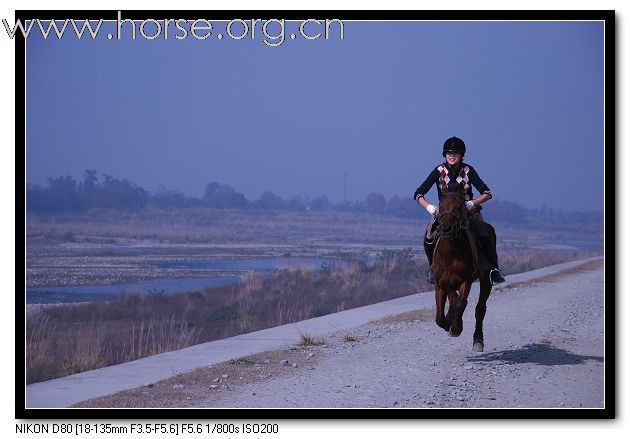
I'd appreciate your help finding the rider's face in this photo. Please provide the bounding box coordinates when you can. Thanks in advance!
[445,152,461,165]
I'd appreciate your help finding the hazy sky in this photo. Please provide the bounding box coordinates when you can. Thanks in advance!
[25,19,605,211]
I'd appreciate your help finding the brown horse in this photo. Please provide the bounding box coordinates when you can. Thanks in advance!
[432,186,495,352]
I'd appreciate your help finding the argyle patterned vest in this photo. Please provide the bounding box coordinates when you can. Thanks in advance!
[437,163,471,200]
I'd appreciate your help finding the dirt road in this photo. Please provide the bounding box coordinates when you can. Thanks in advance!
[76,259,605,409]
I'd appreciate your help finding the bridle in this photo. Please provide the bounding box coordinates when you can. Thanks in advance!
[436,195,469,239]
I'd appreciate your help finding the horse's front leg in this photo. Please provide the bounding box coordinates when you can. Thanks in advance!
[445,290,458,326]
[448,280,472,337]
[473,273,492,352]
[435,285,450,331]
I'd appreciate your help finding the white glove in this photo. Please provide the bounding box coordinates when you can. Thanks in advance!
[465,200,474,210]
[426,204,437,215]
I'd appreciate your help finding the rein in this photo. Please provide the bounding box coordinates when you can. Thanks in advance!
[436,202,469,239]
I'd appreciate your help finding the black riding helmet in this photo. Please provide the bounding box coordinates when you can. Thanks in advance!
[442,136,466,157]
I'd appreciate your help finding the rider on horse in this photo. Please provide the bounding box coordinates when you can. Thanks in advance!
[414,136,506,286]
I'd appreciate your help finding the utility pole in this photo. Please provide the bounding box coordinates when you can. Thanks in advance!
[343,169,348,205]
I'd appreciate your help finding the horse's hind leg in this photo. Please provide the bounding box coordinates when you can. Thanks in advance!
[473,274,492,352]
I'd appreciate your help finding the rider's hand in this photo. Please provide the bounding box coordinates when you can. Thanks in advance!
[465,200,475,210]
[426,204,437,215]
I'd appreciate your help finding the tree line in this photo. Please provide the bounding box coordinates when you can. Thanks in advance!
[25,170,602,225]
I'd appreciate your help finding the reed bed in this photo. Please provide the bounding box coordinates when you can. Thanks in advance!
[25,247,600,384]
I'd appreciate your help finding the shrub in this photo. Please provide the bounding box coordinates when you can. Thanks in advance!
[62,320,110,375]
[121,315,199,361]
[297,333,325,346]
[26,310,59,384]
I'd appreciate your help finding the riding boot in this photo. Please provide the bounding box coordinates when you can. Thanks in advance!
[479,236,505,285]
[424,238,435,284]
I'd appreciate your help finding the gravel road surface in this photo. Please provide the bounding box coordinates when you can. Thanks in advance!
[75,259,605,409]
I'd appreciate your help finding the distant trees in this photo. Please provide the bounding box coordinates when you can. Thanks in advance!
[24,172,423,218]
[94,174,150,209]
[366,192,386,214]
[482,200,527,223]
[26,170,602,228]
[203,182,247,209]
[153,185,202,209]
[253,191,285,210]
[33,176,82,212]
[383,195,421,218]
[310,195,330,212]
[528,203,603,225]
[386,195,403,215]
[26,171,149,212]
[287,195,307,211]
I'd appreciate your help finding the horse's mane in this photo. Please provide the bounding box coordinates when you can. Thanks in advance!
[441,184,466,200]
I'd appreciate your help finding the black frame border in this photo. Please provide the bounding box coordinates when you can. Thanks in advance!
[16,9,616,420]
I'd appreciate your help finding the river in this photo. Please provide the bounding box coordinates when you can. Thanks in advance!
[26,257,335,304]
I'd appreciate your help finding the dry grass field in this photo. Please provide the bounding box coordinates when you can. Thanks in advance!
[24,207,603,384]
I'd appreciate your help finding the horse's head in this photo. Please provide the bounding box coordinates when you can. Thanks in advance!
[437,186,468,235]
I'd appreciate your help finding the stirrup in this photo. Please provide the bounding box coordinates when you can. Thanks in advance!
[489,268,505,285]
[427,266,435,284]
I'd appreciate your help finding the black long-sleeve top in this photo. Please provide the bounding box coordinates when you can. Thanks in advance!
[413,162,492,202]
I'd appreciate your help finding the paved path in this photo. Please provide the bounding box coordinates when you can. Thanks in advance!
[204,258,605,409]
[25,256,604,408]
